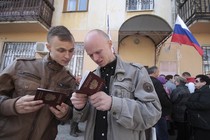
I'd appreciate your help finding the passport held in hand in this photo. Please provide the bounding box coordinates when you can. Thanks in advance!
[34,88,67,107]
[76,71,105,96]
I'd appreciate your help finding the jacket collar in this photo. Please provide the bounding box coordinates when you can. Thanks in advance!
[43,53,64,71]
[95,55,125,75]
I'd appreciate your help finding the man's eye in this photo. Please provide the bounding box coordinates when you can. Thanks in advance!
[96,50,102,54]
[58,49,65,52]
[69,49,74,53]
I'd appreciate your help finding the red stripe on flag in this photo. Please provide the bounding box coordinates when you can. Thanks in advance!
[171,34,203,56]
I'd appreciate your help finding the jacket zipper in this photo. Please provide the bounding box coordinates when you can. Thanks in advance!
[19,72,41,80]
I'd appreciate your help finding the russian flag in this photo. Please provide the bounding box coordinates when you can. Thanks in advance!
[171,15,203,56]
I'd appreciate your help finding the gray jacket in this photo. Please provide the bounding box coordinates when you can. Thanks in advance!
[73,56,161,140]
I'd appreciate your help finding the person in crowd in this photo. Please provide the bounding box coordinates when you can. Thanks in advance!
[164,74,177,135]
[70,29,161,140]
[165,75,176,95]
[0,25,76,140]
[157,75,167,85]
[170,76,190,140]
[174,74,180,78]
[157,75,170,95]
[182,72,195,93]
[186,74,210,140]
[147,66,172,140]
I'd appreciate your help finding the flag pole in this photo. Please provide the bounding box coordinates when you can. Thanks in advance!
[177,43,181,75]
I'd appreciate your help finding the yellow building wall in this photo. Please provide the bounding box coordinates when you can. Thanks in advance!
[158,33,210,77]
[1,0,207,76]
[119,35,155,66]
[51,0,173,73]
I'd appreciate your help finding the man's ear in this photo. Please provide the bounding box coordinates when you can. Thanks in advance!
[203,81,207,85]
[108,40,112,48]
[46,43,51,52]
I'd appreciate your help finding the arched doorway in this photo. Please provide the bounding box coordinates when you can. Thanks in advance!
[118,14,172,66]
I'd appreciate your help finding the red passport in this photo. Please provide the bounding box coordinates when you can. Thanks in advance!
[34,88,67,106]
[76,71,105,96]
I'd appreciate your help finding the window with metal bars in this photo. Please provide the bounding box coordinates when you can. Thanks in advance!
[67,43,84,77]
[0,42,85,76]
[126,0,154,11]
[202,46,210,74]
[0,42,36,71]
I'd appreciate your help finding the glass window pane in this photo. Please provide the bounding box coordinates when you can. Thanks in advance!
[202,46,210,74]
[127,0,154,11]
[78,0,87,11]
[67,0,76,11]
[67,43,84,76]
[0,42,35,71]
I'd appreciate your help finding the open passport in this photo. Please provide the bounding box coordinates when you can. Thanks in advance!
[34,88,70,107]
[76,71,105,96]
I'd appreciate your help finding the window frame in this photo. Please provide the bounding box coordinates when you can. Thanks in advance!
[67,42,84,77]
[0,42,36,71]
[63,0,89,12]
[126,0,154,12]
[202,46,210,74]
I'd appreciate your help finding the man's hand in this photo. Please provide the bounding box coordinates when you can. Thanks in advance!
[70,92,88,110]
[89,91,112,111]
[49,103,69,119]
[15,95,44,114]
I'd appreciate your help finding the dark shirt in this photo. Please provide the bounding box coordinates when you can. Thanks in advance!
[94,58,117,140]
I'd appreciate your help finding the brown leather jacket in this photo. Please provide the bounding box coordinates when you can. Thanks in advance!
[0,54,76,140]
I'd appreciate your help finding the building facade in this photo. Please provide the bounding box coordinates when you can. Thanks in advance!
[0,0,210,77]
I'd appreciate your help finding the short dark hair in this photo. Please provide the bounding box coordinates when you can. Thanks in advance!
[47,25,74,43]
[182,72,191,77]
[196,74,210,85]
[147,66,158,75]
[174,74,179,77]
[165,75,173,80]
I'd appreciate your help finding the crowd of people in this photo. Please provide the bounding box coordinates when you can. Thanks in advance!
[147,66,210,140]
[0,25,210,140]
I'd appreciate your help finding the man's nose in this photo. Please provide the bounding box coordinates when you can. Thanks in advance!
[92,54,99,61]
[64,51,71,59]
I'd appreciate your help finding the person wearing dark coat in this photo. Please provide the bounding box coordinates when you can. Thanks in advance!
[147,66,172,140]
[186,74,210,140]
[170,76,190,140]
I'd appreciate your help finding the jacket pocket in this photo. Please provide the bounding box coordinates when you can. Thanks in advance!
[15,72,41,96]
[113,80,135,98]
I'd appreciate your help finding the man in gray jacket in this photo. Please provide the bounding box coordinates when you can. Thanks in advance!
[71,29,161,140]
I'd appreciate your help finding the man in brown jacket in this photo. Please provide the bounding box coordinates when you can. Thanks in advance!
[0,26,76,140]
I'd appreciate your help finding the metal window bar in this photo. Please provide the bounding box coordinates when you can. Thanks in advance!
[178,0,210,25]
[67,43,84,77]
[126,0,154,11]
[0,42,36,71]
[202,46,210,74]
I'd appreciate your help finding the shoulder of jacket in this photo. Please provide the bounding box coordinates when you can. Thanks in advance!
[66,70,75,78]
[16,57,36,61]
[129,63,144,70]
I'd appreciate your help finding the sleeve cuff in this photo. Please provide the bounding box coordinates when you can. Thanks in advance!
[110,96,122,119]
